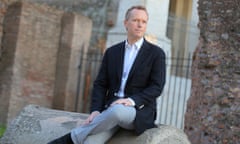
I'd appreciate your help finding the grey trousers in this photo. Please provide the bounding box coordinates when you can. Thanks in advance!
[71,104,136,144]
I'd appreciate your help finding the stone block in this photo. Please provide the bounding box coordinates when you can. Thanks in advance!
[0,105,191,144]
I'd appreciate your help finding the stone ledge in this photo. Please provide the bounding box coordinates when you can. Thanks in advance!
[0,105,191,144]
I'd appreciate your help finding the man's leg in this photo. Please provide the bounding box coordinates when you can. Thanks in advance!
[48,133,73,144]
[84,126,119,144]
[71,104,136,144]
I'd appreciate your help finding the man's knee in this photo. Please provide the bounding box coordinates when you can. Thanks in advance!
[108,104,135,122]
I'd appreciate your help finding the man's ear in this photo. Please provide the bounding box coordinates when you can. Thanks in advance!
[124,20,128,31]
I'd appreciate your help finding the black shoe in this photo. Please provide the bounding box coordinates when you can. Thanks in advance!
[48,133,73,144]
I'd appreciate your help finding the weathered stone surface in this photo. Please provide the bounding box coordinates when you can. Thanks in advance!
[0,105,191,144]
[108,125,191,144]
[184,0,240,144]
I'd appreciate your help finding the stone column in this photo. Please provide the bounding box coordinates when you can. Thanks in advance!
[187,0,199,54]
[144,0,172,126]
[0,1,22,125]
[62,14,92,112]
[184,0,240,143]
[3,1,92,125]
[6,2,63,124]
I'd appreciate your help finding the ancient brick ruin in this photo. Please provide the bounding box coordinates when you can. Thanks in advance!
[0,1,92,124]
[184,0,240,143]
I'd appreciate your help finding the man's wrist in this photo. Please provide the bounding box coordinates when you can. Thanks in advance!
[127,98,136,106]
[92,111,100,114]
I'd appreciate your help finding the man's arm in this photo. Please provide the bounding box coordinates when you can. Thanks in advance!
[130,47,166,109]
[83,111,100,125]
[90,49,110,113]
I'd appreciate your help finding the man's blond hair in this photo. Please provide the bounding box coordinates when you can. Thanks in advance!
[125,5,148,20]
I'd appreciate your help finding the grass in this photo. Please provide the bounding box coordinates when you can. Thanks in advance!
[0,125,6,138]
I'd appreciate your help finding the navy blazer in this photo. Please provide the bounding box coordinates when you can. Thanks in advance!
[90,39,166,135]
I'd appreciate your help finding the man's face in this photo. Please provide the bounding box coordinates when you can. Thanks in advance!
[124,9,148,40]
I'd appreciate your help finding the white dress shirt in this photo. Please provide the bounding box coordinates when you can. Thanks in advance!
[117,38,144,105]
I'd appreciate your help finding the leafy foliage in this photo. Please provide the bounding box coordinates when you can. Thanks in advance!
[0,125,6,138]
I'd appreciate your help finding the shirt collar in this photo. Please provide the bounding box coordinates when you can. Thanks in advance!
[125,37,144,50]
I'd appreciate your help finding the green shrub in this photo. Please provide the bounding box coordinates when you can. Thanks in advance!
[0,125,6,138]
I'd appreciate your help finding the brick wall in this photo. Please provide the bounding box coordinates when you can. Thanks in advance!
[0,1,92,125]
[26,0,119,52]
[0,0,20,125]
[7,1,63,122]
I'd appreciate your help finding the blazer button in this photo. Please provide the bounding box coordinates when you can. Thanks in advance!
[114,92,118,96]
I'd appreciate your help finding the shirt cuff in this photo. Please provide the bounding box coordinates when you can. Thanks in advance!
[127,98,136,106]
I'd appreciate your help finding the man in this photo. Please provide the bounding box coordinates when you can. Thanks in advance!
[48,5,166,144]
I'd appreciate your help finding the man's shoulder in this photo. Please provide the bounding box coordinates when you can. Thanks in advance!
[105,41,125,53]
[143,39,159,48]
[108,41,125,49]
[143,40,165,55]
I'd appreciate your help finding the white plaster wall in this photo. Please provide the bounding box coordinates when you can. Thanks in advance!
[106,0,145,47]
[145,0,170,38]
[187,0,200,53]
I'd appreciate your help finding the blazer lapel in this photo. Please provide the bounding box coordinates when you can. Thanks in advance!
[116,42,125,80]
[127,41,150,81]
